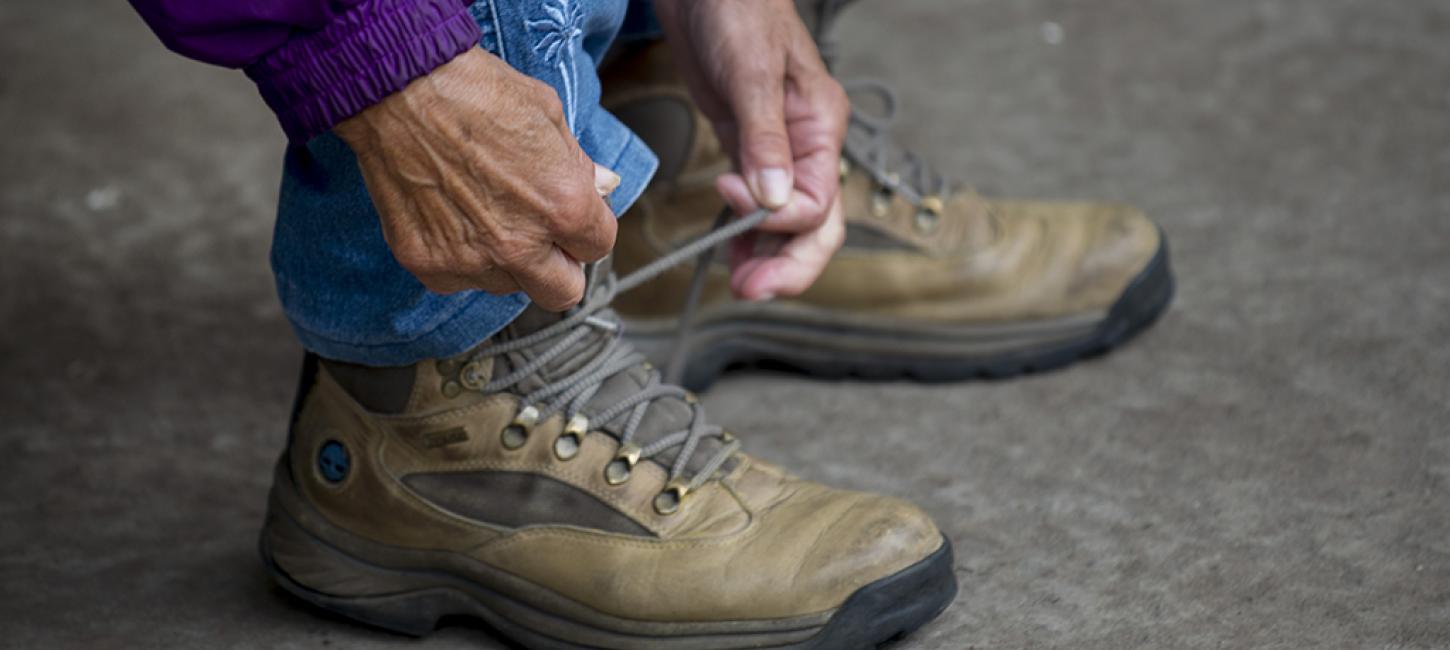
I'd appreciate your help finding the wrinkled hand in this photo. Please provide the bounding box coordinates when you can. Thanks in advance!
[335,48,620,311]
[655,0,849,300]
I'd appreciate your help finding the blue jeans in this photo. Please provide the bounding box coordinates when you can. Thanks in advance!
[271,0,659,366]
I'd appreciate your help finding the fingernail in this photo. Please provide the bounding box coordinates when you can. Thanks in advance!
[756,168,791,209]
[748,270,777,302]
[595,165,621,197]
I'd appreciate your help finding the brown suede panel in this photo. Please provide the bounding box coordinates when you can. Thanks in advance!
[378,400,750,539]
[842,221,920,251]
[402,471,652,536]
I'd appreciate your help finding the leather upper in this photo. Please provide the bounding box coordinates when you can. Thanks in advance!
[286,356,944,621]
[600,41,1162,328]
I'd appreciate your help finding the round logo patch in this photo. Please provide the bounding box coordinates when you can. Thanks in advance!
[317,440,349,483]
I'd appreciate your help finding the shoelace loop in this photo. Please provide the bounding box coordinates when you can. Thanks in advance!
[462,208,771,510]
[814,0,952,207]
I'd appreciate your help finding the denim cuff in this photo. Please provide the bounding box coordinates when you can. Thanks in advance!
[286,291,530,366]
[245,0,481,143]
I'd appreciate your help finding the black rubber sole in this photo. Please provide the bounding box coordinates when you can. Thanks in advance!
[262,511,958,650]
[803,538,958,649]
[670,234,1175,390]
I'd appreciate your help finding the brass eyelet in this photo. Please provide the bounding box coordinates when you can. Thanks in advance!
[440,380,462,398]
[501,405,539,450]
[914,209,941,234]
[553,434,581,460]
[914,195,944,234]
[605,442,642,485]
[554,414,588,460]
[871,188,892,219]
[652,479,690,516]
[920,194,944,215]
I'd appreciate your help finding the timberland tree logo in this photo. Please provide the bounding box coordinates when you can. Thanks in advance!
[317,439,349,483]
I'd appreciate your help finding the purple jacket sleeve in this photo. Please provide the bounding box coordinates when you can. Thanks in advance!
[128,0,481,142]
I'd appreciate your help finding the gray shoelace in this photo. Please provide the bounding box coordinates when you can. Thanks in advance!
[843,79,951,206]
[813,0,952,206]
[461,208,769,502]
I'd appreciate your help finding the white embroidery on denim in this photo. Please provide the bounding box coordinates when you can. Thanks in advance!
[488,0,508,62]
[467,1,500,56]
[526,0,584,130]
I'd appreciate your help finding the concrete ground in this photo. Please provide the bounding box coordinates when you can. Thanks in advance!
[2,0,1446,648]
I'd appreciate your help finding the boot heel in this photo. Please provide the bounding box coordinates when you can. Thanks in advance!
[259,501,458,637]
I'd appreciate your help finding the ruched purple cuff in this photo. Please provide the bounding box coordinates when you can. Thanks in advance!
[243,0,481,142]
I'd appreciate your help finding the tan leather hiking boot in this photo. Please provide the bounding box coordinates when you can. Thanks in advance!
[259,245,956,648]
[601,40,1174,389]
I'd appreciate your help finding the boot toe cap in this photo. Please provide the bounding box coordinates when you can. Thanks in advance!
[784,492,945,610]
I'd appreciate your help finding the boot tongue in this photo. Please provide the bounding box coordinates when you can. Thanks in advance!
[493,263,727,477]
[502,302,569,338]
[576,336,718,475]
[498,259,612,387]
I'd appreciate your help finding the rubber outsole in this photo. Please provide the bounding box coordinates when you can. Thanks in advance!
[661,234,1176,390]
[261,507,958,650]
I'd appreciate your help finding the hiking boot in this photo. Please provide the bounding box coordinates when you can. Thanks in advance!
[258,235,957,649]
[600,38,1174,389]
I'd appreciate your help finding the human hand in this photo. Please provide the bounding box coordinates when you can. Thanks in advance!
[655,0,849,300]
[334,48,620,311]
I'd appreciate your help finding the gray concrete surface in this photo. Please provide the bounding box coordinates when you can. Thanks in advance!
[2,0,1447,648]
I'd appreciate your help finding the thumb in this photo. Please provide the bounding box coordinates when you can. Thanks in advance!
[729,77,793,210]
[593,163,621,197]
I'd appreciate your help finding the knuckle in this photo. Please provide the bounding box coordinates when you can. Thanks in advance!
[552,185,603,236]
[452,248,493,275]
[595,212,618,248]
[748,123,791,146]
[746,130,792,163]
[533,87,566,122]
[725,60,773,87]
[494,239,538,269]
[544,100,567,125]
[528,77,556,99]
[557,181,595,216]
[576,233,614,263]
